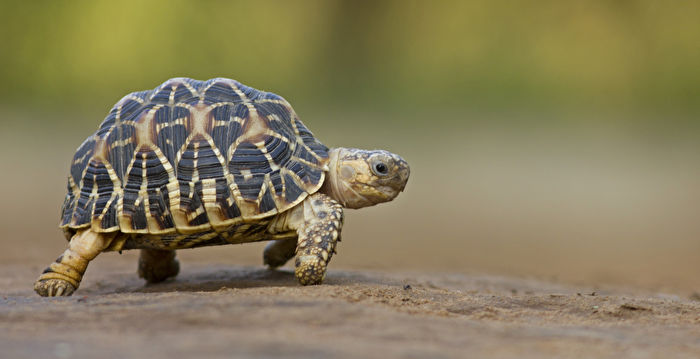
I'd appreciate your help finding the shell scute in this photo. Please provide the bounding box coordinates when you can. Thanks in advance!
[202,80,244,104]
[119,149,175,233]
[106,123,136,182]
[210,104,244,158]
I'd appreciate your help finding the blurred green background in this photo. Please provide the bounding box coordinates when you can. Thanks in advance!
[1,1,698,293]
[2,0,699,116]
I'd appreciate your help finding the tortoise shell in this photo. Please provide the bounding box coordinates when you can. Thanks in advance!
[61,78,329,236]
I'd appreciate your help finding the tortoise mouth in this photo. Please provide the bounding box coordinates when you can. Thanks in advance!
[393,156,410,191]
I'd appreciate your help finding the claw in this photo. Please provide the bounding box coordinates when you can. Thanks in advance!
[34,279,76,297]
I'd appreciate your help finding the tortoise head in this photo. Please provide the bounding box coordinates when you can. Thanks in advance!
[323,148,410,209]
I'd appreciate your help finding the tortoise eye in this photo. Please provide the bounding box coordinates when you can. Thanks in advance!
[373,162,389,176]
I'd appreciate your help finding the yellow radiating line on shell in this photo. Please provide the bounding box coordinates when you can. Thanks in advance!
[230,81,250,102]
[180,81,199,98]
[139,151,152,233]
[168,85,176,104]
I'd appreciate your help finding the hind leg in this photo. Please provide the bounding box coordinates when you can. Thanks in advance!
[263,238,297,268]
[34,229,114,297]
[138,249,179,284]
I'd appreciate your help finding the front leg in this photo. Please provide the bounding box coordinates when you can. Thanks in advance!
[294,193,344,285]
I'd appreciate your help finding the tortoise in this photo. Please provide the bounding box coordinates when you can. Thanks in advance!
[34,77,409,297]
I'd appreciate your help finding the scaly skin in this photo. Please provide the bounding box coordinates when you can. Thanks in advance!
[263,192,344,285]
[293,193,344,285]
[138,249,180,283]
[263,238,297,269]
[34,230,115,297]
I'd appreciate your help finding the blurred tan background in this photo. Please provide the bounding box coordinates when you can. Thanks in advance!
[1,1,698,293]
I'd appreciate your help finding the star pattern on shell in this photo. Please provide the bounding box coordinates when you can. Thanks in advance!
[61,78,330,238]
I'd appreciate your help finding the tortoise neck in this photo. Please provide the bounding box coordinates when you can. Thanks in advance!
[320,148,347,206]
[321,147,375,209]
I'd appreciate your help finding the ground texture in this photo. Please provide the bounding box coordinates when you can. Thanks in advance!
[2,259,699,359]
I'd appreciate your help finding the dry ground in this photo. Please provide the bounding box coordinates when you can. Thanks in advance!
[1,257,700,359]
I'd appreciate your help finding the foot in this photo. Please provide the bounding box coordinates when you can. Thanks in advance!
[33,229,114,297]
[295,255,327,285]
[34,278,76,297]
[263,238,297,268]
[138,249,180,283]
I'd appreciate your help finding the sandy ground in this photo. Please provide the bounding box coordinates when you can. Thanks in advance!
[2,257,700,359]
